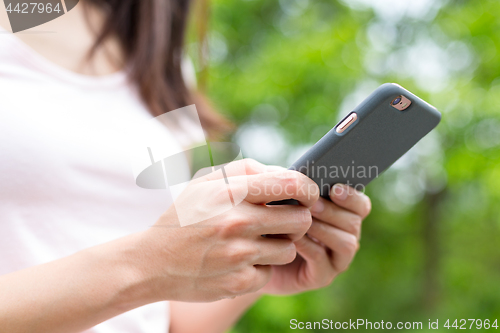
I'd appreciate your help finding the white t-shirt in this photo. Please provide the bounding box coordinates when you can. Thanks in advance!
[0,28,196,332]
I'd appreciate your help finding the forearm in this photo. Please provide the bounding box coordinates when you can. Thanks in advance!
[0,233,154,333]
[170,293,262,333]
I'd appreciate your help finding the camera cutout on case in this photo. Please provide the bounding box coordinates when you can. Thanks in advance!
[390,95,412,111]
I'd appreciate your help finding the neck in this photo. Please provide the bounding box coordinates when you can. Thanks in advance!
[0,2,124,76]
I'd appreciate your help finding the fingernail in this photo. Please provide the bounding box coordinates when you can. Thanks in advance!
[333,184,348,200]
[311,200,324,213]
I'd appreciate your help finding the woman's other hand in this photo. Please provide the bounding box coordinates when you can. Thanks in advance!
[260,184,371,295]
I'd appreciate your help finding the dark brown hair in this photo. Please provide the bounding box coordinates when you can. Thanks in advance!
[87,0,232,138]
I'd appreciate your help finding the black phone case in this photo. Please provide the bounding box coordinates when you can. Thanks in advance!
[270,83,441,205]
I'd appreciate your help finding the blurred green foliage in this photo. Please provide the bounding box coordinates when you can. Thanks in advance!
[189,0,500,331]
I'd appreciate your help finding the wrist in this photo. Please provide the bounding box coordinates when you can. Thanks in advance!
[81,233,160,313]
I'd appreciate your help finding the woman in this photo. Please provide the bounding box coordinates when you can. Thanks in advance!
[0,1,371,332]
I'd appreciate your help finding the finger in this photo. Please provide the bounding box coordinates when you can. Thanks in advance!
[243,170,320,207]
[310,197,362,239]
[329,184,371,218]
[229,265,272,297]
[199,158,285,181]
[253,238,297,265]
[241,203,312,240]
[294,236,335,287]
[251,265,272,292]
[307,220,359,273]
[240,158,286,175]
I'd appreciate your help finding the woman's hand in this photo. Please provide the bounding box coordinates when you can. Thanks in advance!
[133,159,319,303]
[260,184,371,295]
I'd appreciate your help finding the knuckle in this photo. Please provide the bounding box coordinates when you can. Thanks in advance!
[307,181,320,201]
[361,195,372,217]
[309,243,326,261]
[243,158,260,174]
[243,158,256,165]
[297,207,313,231]
[229,180,248,199]
[349,215,363,235]
[278,171,300,190]
[227,268,255,295]
[220,213,250,238]
[341,234,359,255]
[226,241,257,265]
[283,242,297,264]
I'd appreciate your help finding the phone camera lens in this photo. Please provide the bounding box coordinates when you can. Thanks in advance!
[390,94,412,111]
[392,97,402,105]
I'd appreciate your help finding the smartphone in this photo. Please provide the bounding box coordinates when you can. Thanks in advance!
[269,83,441,205]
